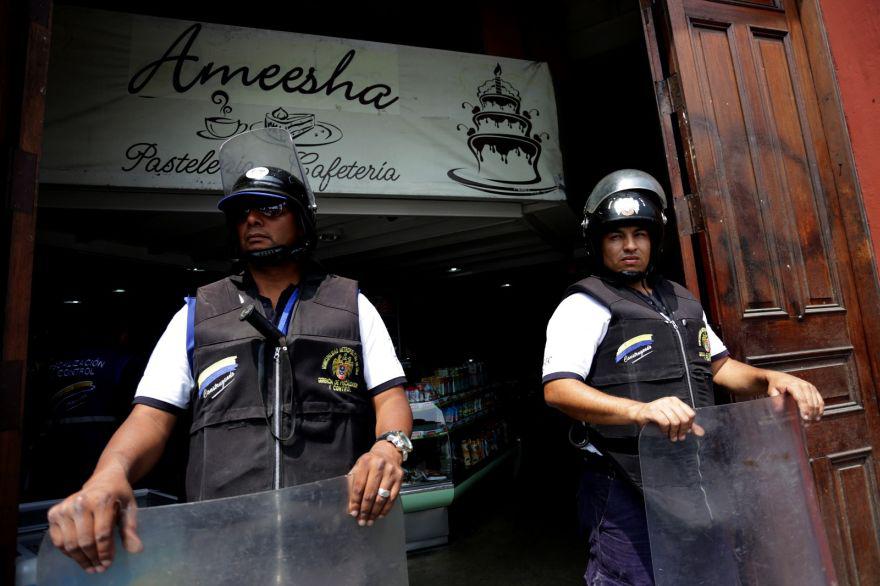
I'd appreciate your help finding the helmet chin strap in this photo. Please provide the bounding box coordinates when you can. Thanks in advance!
[597,265,645,285]
[595,261,657,287]
[617,270,648,284]
[244,244,309,266]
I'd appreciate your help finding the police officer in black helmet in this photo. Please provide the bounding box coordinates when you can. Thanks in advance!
[47,128,414,574]
[542,169,825,585]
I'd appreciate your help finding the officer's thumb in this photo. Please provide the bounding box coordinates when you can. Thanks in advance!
[119,501,144,554]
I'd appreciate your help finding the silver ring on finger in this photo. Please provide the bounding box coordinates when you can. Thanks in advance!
[377,487,391,499]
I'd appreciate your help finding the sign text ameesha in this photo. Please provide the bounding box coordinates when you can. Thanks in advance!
[128,23,399,110]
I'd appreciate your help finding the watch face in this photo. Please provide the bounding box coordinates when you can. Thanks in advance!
[385,431,412,452]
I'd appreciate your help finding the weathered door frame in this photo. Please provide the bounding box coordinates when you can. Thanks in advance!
[639,0,880,382]
[639,0,880,583]
[0,0,52,582]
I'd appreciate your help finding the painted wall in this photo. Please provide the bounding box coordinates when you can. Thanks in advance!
[818,0,880,267]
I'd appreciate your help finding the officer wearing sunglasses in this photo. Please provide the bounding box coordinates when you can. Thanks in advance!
[47,128,413,573]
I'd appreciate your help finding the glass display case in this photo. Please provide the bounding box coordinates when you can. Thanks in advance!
[405,385,512,490]
[399,362,520,550]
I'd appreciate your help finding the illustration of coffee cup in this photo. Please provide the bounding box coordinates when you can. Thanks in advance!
[203,117,247,139]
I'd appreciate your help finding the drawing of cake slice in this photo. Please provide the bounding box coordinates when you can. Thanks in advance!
[264,107,316,139]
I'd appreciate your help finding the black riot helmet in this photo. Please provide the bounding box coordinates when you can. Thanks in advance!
[581,169,668,283]
[218,127,317,264]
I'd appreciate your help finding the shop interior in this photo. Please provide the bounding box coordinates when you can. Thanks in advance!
[20,1,687,582]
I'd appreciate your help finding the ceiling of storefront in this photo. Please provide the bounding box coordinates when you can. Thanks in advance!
[36,188,580,286]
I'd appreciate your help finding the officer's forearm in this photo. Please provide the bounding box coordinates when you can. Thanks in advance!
[711,357,769,396]
[91,404,177,485]
[372,387,413,436]
[544,378,643,425]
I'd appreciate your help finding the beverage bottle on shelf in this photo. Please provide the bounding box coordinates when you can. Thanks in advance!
[461,440,472,467]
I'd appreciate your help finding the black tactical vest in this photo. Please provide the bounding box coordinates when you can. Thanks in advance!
[567,276,716,486]
[186,270,372,501]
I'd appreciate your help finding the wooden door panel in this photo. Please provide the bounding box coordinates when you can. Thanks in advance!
[685,12,845,322]
[649,0,880,582]
[828,451,880,582]
[705,0,782,9]
[687,18,790,316]
[750,30,841,309]
[747,345,860,413]
[813,452,880,586]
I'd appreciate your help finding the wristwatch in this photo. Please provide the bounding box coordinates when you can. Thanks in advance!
[376,430,413,462]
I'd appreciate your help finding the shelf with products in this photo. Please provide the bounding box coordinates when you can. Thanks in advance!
[408,381,500,442]
[400,405,517,509]
[401,362,516,501]
[398,361,520,552]
[410,405,497,440]
[403,360,491,405]
[408,382,502,410]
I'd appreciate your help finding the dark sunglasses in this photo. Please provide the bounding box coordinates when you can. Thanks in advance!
[232,203,288,220]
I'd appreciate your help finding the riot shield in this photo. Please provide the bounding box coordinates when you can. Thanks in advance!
[37,476,409,585]
[639,396,835,586]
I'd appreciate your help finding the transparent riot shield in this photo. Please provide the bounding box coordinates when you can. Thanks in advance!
[37,476,409,586]
[639,397,836,586]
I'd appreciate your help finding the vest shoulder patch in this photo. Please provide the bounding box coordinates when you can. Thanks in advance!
[615,334,654,364]
[198,356,239,399]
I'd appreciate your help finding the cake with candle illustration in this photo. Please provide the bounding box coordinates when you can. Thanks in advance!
[448,64,555,195]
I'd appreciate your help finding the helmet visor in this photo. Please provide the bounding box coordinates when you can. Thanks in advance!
[218,127,316,210]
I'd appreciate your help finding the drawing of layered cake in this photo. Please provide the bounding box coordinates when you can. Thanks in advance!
[448,64,555,195]
[471,65,542,182]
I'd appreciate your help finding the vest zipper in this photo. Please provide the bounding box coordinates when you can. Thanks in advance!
[659,313,696,408]
[274,293,298,490]
[273,345,282,490]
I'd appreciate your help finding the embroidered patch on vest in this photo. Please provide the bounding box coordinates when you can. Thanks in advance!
[698,327,712,361]
[198,356,239,399]
[615,334,654,364]
[51,380,96,412]
[318,347,361,393]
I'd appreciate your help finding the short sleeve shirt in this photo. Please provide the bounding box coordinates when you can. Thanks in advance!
[134,293,406,412]
[542,292,728,384]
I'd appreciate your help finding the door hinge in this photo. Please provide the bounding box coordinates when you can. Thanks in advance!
[674,193,705,235]
[656,74,684,115]
[686,192,705,234]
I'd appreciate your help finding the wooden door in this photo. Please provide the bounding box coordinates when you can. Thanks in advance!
[641,0,880,583]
